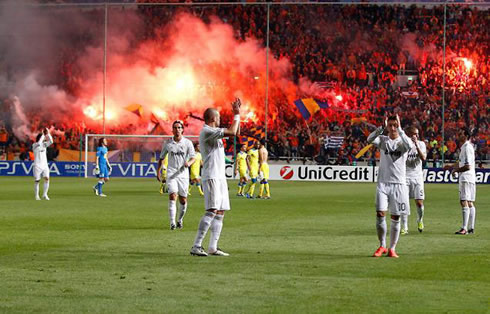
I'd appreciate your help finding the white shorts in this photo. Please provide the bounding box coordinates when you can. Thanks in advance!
[459,181,476,202]
[376,182,410,216]
[33,166,49,181]
[407,177,425,200]
[167,177,189,197]
[203,179,230,211]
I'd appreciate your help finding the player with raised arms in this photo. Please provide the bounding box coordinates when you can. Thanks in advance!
[190,98,241,257]
[157,120,196,230]
[401,126,427,234]
[257,139,271,199]
[33,127,53,200]
[93,138,112,197]
[368,115,413,258]
[234,143,248,196]
[189,142,204,196]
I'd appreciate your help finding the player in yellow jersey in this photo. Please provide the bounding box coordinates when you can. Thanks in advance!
[257,139,271,199]
[244,141,260,199]
[234,143,248,196]
[159,154,168,194]
[189,143,204,196]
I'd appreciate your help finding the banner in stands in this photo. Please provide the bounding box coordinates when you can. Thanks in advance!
[1,162,488,184]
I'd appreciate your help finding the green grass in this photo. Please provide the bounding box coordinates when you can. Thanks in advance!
[0,177,489,313]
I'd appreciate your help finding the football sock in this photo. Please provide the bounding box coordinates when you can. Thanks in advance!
[43,180,50,197]
[401,214,408,230]
[462,207,469,230]
[376,216,387,248]
[197,183,203,194]
[178,202,187,223]
[417,205,424,223]
[265,183,270,197]
[208,214,224,253]
[168,199,176,226]
[390,219,401,250]
[237,182,242,194]
[34,181,40,198]
[193,211,216,247]
[189,184,193,194]
[259,184,264,197]
[468,206,476,230]
[249,183,256,196]
[98,180,104,195]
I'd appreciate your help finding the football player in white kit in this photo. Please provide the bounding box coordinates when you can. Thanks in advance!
[190,98,241,257]
[401,126,427,234]
[32,128,53,200]
[157,120,196,230]
[446,129,476,235]
[368,115,413,258]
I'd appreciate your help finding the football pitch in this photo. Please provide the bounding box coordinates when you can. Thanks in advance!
[1,177,488,313]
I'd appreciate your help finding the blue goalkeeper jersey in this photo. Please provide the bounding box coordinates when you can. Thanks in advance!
[97,146,108,168]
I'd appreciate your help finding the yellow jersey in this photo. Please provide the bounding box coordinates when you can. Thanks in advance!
[190,152,202,179]
[248,149,259,177]
[236,151,248,171]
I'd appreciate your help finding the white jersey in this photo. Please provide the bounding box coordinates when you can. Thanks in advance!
[159,137,195,180]
[369,127,412,184]
[199,124,226,181]
[32,134,53,169]
[406,140,426,179]
[458,141,475,183]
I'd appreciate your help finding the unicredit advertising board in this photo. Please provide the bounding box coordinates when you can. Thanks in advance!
[235,164,490,184]
[1,161,488,184]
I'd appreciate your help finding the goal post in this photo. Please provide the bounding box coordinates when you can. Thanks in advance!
[83,134,199,178]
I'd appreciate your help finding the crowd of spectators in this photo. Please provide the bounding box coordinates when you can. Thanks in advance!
[0,3,488,165]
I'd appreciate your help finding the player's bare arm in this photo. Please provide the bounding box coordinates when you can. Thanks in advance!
[184,157,196,168]
[223,98,241,136]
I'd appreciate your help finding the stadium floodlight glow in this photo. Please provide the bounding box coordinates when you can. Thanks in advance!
[83,134,199,178]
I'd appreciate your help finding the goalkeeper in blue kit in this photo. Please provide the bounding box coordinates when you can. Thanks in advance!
[93,138,112,197]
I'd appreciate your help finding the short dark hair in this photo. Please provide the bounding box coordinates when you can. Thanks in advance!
[98,138,105,147]
[172,120,184,129]
[36,133,42,142]
[460,128,472,138]
[387,115,397,122]
[260,139,266,146]
[203,108,218,123]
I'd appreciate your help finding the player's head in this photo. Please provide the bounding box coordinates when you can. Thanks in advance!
[172,120,184,137]
[203,108,219,126]
[194,142,200,152]
[36,133,42,142]
[386,115,399,138]
[457,128,472,145]
[407,126,419,139]
[259,139,266,147]
[240,143,246,152]
[98,138,107,147]
[254,140,260,149]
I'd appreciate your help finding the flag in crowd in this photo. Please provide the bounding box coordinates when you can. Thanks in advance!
[293,98,329,120]
[240,126,265,149]
[125,103,143,118]
[325,135,344,149]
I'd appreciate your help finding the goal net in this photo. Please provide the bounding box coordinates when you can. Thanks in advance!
[83,134,199,178]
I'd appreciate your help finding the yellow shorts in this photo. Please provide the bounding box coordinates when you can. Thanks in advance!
[249,167,259,179]
[238,168,247,178]
[190,171,200,180]
[260,163,269,180]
